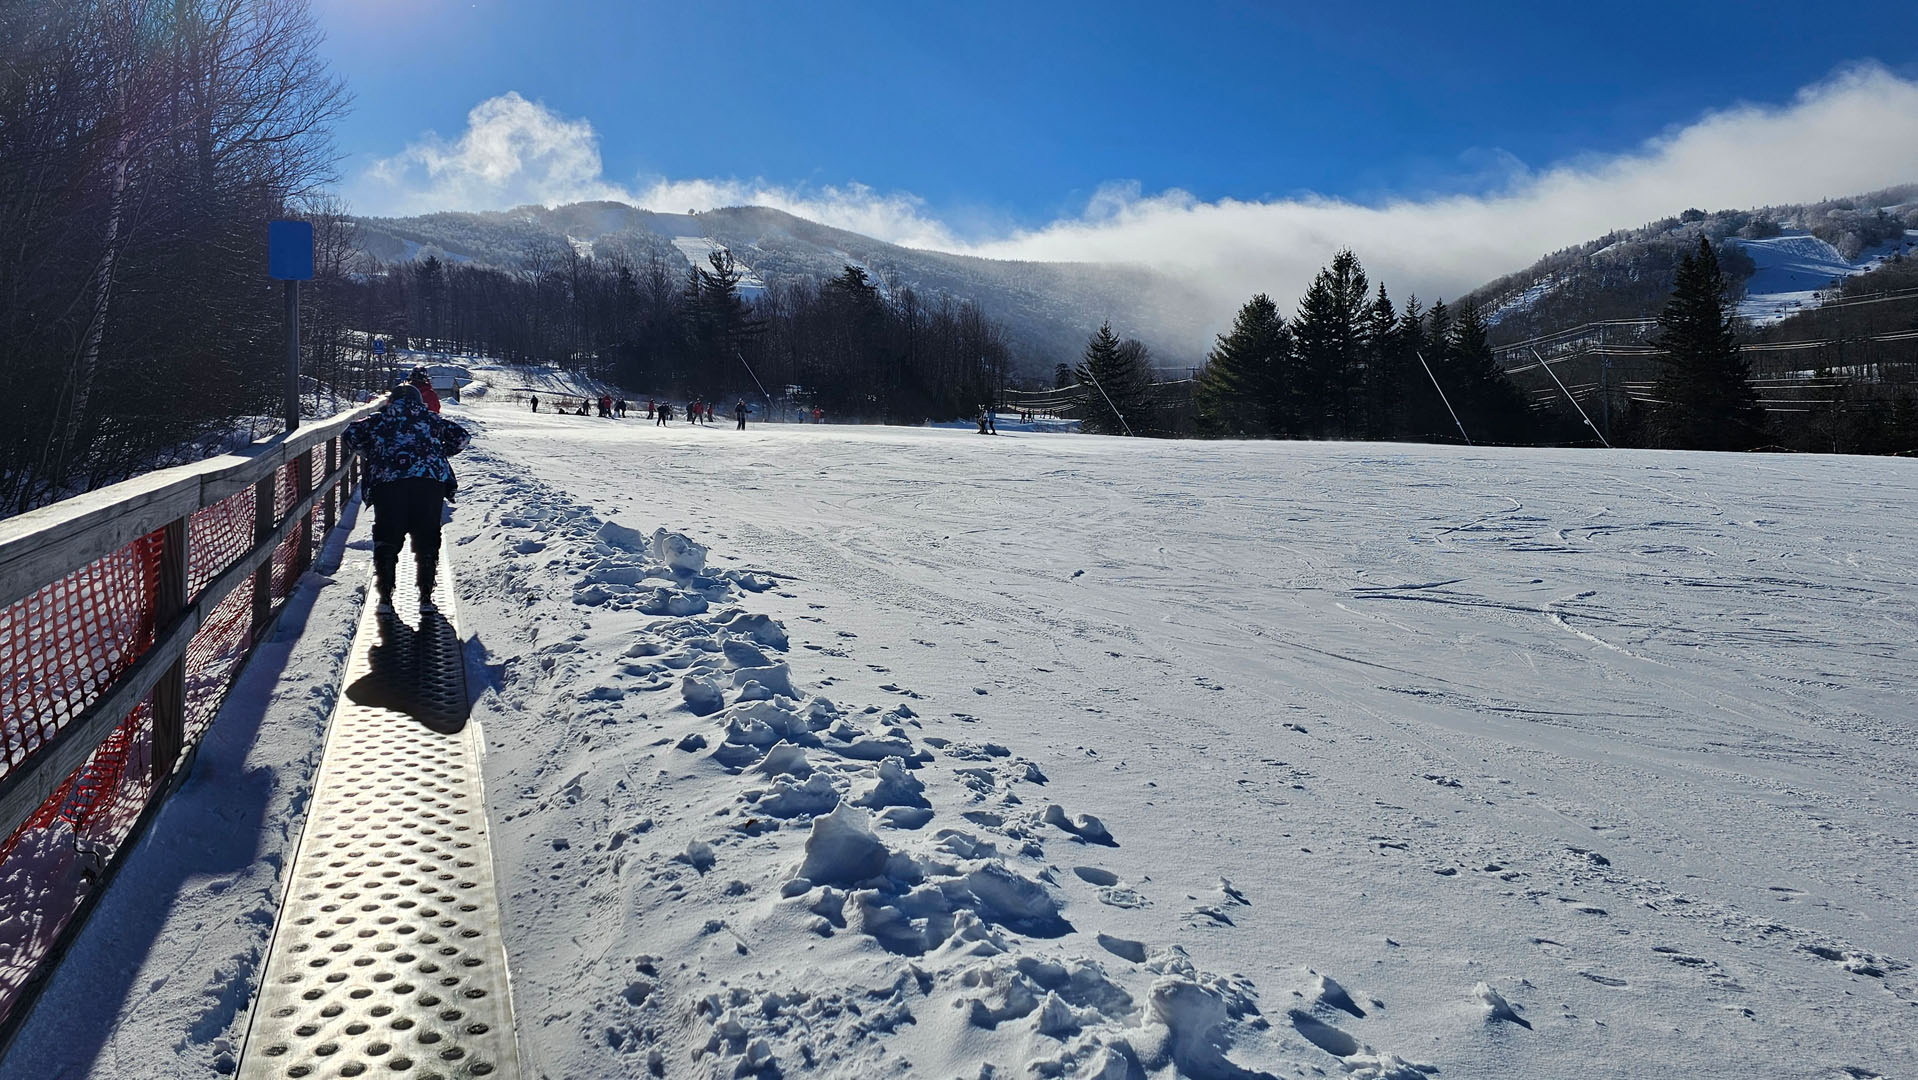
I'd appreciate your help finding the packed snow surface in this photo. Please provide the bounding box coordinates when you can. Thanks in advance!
[8,395,1916,1079]
[445,404,1916,1079]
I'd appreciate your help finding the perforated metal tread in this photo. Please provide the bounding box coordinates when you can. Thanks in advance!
[239,551,519,1080]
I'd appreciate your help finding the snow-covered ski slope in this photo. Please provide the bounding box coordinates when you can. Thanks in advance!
[441,402,1916,1079]
[14,397,1912,1080]
[1734,229,1918,323]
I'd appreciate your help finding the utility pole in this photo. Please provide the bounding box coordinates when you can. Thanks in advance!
[1598,322,1610,442]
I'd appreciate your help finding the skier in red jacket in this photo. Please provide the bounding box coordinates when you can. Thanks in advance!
[408,367,441,413]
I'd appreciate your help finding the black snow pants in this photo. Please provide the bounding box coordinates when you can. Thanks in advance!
[371,477,446,602]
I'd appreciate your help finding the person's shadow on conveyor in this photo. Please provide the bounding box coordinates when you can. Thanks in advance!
[345,611,471,734]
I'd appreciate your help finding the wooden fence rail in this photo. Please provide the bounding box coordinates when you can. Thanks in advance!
[0,401,377,1039]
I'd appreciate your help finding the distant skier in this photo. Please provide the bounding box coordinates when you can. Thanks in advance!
[646,398,655,419]
[616,398,628,418]
[977,406,989,434]
[735,400,748,430]
[657,402,672,425]
[707,402,717,423]
[343,383,470,617]
[530,394,539,412]
[409,367,441,413]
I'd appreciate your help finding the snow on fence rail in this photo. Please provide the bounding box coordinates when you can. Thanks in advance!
[0,402,376,1043]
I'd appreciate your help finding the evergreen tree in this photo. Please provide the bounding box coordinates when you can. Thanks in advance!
[1417,299,1466,440]
[1194,294,1290,437]
[1073,322,1155,435]
[1395,295,1443,439]
[685,249,763,389]
[1290,250,1372,438]
[1360,284,1402,439]
[1652,237,1764,450]
[1449,302,1534,443]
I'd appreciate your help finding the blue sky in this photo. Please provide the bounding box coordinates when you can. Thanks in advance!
[321,0,1914,222]
[318,1,1918,308]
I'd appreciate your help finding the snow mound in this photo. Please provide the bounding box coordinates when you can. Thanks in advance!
[649,528,707,574]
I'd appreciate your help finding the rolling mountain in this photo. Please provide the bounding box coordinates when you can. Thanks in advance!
[351,202,1215,376]
[1459,185,1918,345]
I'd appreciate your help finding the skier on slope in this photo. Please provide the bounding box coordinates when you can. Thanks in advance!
[409,367,442,413]
[530,393,539,412]
[343,383,471,617]
[735,400,748,430]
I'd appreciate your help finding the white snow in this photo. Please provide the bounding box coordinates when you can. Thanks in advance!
[1486,275,1563,326]
[9,388,1918,1079]
[667,235,768,298]
[1733,230,1918,323]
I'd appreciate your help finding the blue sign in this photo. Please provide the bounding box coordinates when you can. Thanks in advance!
[373,337,386,355]
[268,220,314,280]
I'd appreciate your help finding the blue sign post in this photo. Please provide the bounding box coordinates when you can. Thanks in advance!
[269,221,314,432]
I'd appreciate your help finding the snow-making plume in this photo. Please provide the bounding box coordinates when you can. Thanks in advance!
[969,64,1918,312]
[356,65,1918,314]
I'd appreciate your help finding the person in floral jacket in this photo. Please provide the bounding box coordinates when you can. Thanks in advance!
[343,384,470,615]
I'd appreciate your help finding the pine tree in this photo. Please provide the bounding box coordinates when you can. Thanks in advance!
[1360,284,1402,439]
[1194,294,1290,437]
[1395,295,1442,439]
[1449,302,1533,443]
[1073,322,1155,435]
[1652,237,1764,450]
[1290,250,1371,438]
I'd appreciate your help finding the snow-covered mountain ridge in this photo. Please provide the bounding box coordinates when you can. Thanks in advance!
[352,202,1214,372]
[1459,185,1918,341]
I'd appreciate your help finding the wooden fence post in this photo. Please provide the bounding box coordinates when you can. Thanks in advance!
[294,451,314,576]
[251,471,275,636]
[323,439,338,533]
[150,518,188,781]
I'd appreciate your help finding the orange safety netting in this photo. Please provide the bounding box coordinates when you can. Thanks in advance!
[0,701,148,862]
[0,532,163,776]
[188,485,256,596]
[0,447,354,1030]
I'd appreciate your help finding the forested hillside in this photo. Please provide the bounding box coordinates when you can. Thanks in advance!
[0,0,345,514]
[1460,186,1918,343]
[352,203,1214,374]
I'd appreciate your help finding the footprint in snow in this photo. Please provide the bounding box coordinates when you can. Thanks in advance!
[1072,866,1119,887]
[1288,1009,1360,1057]
[1096,933,1148,963]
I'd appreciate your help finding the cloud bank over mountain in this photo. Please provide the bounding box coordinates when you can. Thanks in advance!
[353,65,1918,314]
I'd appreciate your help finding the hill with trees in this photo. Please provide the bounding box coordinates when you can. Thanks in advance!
[351,203,1215,376]
[1458,186,1918,344]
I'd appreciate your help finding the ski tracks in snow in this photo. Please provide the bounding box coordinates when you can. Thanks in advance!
[446,445,1462,1080]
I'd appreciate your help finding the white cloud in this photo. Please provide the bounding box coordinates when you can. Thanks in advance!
[353,66,1918,319]
[361,92,630,214]
[967,64,1918,315]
